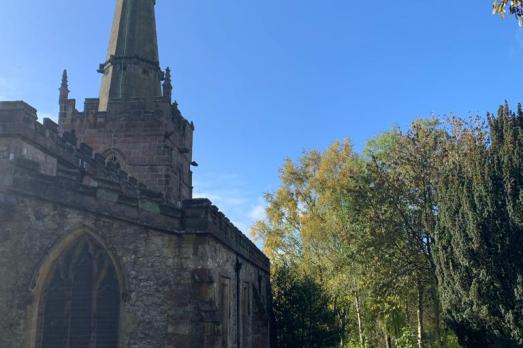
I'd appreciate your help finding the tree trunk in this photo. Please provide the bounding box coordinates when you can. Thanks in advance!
[385,333,392,348]
[355,294,364,345]
[417,283,424,348]
[339,307,349,348]
[432,286,443,347]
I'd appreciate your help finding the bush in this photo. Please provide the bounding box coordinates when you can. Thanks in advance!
[395,327,417,348]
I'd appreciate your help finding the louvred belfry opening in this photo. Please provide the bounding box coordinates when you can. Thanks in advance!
[38,235,120,348]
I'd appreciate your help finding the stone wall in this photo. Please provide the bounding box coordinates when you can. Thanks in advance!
[0,101,271,348]
[59,97,194,203]
[0,193,270,348]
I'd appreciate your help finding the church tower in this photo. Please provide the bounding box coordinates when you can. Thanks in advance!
[59,0,194,203]
[98,0,163,111]
[0,1,272,346]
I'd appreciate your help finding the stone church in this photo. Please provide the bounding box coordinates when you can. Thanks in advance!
[0,0,271,347]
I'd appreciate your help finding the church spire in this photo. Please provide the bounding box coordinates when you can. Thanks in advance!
[98,0,163,111]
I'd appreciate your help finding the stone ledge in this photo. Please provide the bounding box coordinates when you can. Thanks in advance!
[0,101,158,198]
[183,198,270,271]
[0,100,270,272]
[0,166,269,271]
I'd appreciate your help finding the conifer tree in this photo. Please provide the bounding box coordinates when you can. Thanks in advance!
[435,104,523,346]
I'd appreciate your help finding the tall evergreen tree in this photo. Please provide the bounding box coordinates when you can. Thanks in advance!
[435,104,523,346]
[271,261,342,348]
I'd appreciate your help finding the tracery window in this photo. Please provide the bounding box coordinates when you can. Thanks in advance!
[38,235,120,348]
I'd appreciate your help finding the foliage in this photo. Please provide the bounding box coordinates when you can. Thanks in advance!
[434,104,523,346]
[443,331,462,348]
[253,141,365,345]
[493,0,523,25]
[255,106,522,347]
[344,341,372,348]
[271,261,342,348]
[253,134,451,347]
[395,327,418,348]
[361,119,450,347]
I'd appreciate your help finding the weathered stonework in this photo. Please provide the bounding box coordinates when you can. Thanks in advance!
[0,0,272,347]
[0,102,271,347]
[59,96,194,203]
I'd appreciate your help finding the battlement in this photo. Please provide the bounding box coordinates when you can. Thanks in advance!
[184,199,271,270]
[0,101,138,187]
[0,101,269,271]
[60,95,193,125]
[57,93,195,202]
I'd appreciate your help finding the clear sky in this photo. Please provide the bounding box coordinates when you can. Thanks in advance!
[1,0,522,233]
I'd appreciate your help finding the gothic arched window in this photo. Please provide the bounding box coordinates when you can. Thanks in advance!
[106,153,121,169]
[103,149,126,171]
[38,235,120,348]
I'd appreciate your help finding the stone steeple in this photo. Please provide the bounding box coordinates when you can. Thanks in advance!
[98,0,163,111]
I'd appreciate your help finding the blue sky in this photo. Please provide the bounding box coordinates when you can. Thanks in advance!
[1,0,523,233]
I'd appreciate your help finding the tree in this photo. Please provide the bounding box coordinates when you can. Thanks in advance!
[253,135,451,348]
[361,120,450,348]
[253,141,367,345]
[271,261,342,348]
[435,104,523,346]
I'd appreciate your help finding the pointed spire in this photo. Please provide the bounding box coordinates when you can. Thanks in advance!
[163,67,173,102]
[98,0,162,111]
[59,69,69,103]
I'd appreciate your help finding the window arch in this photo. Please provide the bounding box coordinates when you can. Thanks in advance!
[37,235,120,348]
[103,149,126,171]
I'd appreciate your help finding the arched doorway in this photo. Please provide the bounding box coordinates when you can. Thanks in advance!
[37,234,120,348]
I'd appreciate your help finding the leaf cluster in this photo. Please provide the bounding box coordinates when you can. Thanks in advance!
[493,0,523,25]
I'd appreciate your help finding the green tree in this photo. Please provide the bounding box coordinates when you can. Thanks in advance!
[253,134,451,347]
[361,120,450,348]
[435,104,523,346]
[272,261,342,348]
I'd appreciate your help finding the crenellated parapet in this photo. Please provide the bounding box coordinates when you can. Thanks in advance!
[184,199,271,271]
[60,95,192,130]
[58,91,195,203]
[0,101,269,272]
